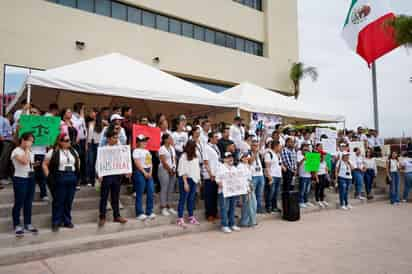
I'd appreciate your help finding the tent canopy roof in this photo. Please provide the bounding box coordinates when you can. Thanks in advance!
[222,82,345,124]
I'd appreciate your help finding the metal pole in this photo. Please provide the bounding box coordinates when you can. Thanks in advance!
[371,62,379,131]
[27,84,31,114]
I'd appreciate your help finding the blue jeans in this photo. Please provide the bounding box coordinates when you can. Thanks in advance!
[389,172,400,204]
[86,143,98,185]
[240,192,257,227]
[298,177,311,204]
[133,170,154,216]
[252,176,264,212]
[364,169,375,195]
[52,172,77,226]
[265,177,281,210]
[352,170,364,197]
[34,154,48,198]
[219,193,237,227]
[403,172,412,201]
[177,177,197,218]
[12,176,35,228]
[338,177,351,206]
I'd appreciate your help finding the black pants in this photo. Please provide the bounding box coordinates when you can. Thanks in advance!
[204,179,218,218]
[315,174,327,202]
[282,169,295,192]
[74,140,87,184]
[99,175,121,219]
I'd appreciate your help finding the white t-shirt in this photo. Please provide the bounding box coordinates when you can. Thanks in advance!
[402,158,412,173]
[200,129,209,146]
[297,151,311,178]
[264,150,282,178]
[250,152,264,177]
[177,153,201,183]
[352,155,364,170]
[229,125,242,148]
[317,161,327,175]
[133,148,152,169]
[172,131,188,153]
[11,147,34,178]
[202,144,220,180]
[45,149,77,172]
[158,145,176,169]
[364,158,377,173]
[388,159,399,172]
[337,160,352,179]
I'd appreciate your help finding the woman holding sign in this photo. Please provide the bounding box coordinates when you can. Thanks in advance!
[133,134,156,221]
[43,132,80,232]
[176,140,201,227]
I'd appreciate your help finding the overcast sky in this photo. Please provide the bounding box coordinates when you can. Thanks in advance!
[298,0,412,137]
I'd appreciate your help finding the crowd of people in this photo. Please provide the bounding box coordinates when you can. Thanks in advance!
[1,101,412,238]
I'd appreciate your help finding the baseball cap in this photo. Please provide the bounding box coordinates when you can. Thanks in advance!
[110,114,124,122]
[136,134,150,142]
[224,152,234,159]
[240,152,251,159]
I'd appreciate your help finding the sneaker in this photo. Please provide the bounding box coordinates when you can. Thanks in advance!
[341,206,348,210]
[188,216,200,225]
[322,201,329,207]
[87,183,92,187]
[1,179,11,185]
[148,213,156,220]
[318,201,325,208]
[168,208,177,215]
[114,217,128,224]
[24,224,39,234]
[63,223,74,229]
[177,218,187,228]
[358,196,366,200]
[136,214,147,221]
[41,196,49,202]
[231,225,241,232]
[347,204,353,210]
[98,218,106,227]
[76,185,81,191]
[401,200,407,203]
[15,226,24,238]
[221,227,232,233]
[271,208,281,213]
[299,203,307,208]
[161,208,170,216]
[306,202,315,207]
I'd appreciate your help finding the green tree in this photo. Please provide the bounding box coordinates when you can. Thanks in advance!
[289,62,318,99]
[388,15,412,47]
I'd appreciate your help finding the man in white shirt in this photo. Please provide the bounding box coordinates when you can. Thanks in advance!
[203,132,221,222]
[229,116,243,149]
[200,120,211,146]
[72,102,87,185]
[367,129,384,157]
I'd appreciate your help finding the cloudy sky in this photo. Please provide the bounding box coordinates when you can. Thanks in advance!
[298,0,412,137]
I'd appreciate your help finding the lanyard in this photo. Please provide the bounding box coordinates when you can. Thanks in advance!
[62,150,71,164]
[166,146,175,166]
[209,143,220,159]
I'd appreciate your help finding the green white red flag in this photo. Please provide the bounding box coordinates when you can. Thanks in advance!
[342,0,399,65]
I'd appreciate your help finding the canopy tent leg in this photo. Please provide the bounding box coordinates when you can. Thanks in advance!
[26,84,32,114]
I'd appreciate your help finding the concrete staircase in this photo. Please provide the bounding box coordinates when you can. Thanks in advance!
[0,183,388,266]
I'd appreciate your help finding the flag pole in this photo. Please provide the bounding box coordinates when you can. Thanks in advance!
[371,62,379,132]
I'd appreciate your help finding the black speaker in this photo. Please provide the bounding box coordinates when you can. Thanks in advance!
[282,191,300,221]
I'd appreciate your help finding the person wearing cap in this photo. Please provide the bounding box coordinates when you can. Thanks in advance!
[335,152,354,210]
[176,140,201,227]
[172,114,188,161]
[43,132,81,231]
[96,128,128,227]
[238,152,257,227]
[158,133,177,216]
[264,141,285,213]
[352,148,366,200]
[133,134,156,221]
[203,131,221,222]
[98,114,127,146]
[250,138,265,214]
[314,152,329,208]
[297,144,314,208]
[216,152,241,233]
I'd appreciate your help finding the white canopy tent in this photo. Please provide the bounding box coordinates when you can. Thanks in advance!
[221,82,345,124]
[7,53,237,118]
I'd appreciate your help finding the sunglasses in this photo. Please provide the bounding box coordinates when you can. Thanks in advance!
[60,139,70,143]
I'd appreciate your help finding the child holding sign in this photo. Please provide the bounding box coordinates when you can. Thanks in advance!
[133,134,156,221]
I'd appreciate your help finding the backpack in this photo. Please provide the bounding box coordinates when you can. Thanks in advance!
[260,150,273,170]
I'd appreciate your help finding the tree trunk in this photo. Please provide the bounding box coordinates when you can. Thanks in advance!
[293,80,300,99]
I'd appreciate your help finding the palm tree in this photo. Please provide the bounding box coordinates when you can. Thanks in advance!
[289,62,318,99]
[388,15,412,47]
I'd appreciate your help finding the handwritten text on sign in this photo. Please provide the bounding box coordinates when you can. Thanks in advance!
[221,167,249,198]
[96,145,132,177]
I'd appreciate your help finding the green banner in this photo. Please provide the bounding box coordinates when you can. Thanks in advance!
[18,115,61,146]
[304,152,321,172]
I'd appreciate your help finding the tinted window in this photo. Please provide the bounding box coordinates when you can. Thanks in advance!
[257,43,263,56]
[77,0,94,12]
[59,0,76,8]
[95,0,111,16]
[194,26,205,41]
[226,35,235,49]
[182,22,193,38]
[245,40,255,54]
[111,2,127,21]
[235,38,245,51]
[215,32,225,46]
[156,15,169,32]
[169,19,181,35]
[205,29,215,43]
[127,7,141,24]
[142,11,156,28]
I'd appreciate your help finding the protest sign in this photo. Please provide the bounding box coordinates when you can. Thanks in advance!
[322,139,337,155]
[315,128,337,141]
[96,145,132,177]
[250,113,282,135]
[132,125,161,151]
[304,152,321,172]
[222,168,249,198]
[18,115,61,146]
[349,141,365,156]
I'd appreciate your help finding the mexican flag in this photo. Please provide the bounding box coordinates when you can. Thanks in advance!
[342,0,398,65]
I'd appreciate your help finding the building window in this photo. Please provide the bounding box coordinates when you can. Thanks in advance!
[111,1,127,21]
[233,0,262,11]
[95,0,111,16]
[49,0,264,57]
[182,78,233,93]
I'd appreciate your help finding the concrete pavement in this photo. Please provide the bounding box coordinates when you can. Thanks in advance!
[1,201,411,274]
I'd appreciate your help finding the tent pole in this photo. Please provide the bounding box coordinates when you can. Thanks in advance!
[26,84,32,114]
[236,107,240,117]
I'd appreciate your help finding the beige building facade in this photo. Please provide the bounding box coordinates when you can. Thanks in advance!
[0,0,298,101]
